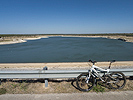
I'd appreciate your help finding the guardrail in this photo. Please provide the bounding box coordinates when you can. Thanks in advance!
[0,67,133,87]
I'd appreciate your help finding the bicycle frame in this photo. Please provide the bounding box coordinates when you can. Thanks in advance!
[87,65,110,82]
[77,60,126,91]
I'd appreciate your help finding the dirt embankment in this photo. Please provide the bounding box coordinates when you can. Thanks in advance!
[90,35,133,42]
[0,78,133,94]
[0,35,48,45]
[0,34,133,45]
[0,61,133,69]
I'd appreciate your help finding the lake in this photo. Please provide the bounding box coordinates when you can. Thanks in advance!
[0,36,133,63]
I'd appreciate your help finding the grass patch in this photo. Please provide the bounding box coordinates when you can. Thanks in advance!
[20,83,28,91]
[11,84,19,88]
[93,83,105,93]
[0,88,7,95]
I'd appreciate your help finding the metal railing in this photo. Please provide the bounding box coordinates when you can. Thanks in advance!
[0,67,133,87]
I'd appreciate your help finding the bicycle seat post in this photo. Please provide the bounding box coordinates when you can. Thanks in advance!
[108,60,115,69]
[109,62,111,69]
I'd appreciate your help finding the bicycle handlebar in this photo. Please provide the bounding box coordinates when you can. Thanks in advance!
[88,59,116,66]
[88,60,97,65]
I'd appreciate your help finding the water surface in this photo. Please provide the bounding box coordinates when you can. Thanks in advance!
[0,37,133,63]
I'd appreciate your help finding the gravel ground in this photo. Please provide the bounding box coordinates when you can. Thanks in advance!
[0,91,133,100]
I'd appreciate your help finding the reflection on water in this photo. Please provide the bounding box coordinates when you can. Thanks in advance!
[0,37,133,63]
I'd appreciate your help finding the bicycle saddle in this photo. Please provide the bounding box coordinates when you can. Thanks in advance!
[108,60,116,63]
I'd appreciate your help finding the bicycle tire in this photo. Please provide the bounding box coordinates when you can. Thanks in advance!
[109,72,126,89]
[76,73,95,92]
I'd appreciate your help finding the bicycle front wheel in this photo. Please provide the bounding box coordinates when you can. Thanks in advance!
[76,73,95,92]
[109,72,126,89]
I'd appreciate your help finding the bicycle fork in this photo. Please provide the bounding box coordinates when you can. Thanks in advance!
[86,70,91,83]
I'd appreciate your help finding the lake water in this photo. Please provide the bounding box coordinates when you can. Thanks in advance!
[0,36,133,63]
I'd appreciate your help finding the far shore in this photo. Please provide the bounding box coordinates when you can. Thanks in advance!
[0,34,133,45]
[0,36,48,45]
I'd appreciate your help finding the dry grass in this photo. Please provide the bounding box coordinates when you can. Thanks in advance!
[0,78,133,94]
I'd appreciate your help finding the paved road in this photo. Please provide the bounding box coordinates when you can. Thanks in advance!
[0,91,133,100]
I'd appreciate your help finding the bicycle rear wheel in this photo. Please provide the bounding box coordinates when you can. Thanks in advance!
[109,72,126,89]
[76,73,95,92]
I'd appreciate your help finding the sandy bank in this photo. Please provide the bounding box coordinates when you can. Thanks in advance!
[0,36,48,45]
[87,35,133,42]
[0,39,27,45]
[0,35,133,45]
[63,35,133,42]
[0,61,133,69]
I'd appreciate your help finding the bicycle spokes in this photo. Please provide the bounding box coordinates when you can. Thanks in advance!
[109,72,126,89]
[76,73,95,92]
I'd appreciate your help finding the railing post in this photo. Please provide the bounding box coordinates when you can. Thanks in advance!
[45,79,48,87]
[0,79,1,85]
[43,66,48,87]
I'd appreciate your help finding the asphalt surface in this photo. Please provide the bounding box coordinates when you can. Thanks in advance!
[0,91,133,100]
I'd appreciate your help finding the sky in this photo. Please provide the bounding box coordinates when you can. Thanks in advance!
[0,0,133,34]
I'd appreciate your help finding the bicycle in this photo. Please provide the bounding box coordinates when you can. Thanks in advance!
[76,60,126,92]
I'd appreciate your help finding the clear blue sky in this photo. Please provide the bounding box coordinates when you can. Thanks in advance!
[0,0,133,34]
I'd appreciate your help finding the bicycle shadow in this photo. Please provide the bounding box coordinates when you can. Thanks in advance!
[71,79,112,91]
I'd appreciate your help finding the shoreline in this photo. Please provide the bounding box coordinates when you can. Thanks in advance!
[0,61,133,69]
[0,35,133,45]
[0,36,48,45]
